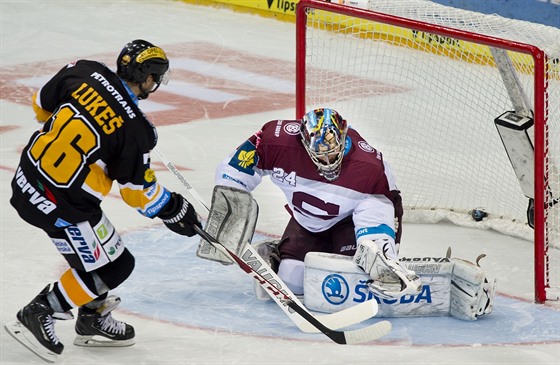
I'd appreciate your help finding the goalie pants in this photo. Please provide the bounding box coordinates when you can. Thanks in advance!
[280,216,356,261]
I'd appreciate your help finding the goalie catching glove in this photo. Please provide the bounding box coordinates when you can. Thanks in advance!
[158,192,201,237]
[353,238,422,299]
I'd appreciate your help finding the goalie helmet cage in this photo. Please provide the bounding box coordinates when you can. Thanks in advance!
[295,0,559,303]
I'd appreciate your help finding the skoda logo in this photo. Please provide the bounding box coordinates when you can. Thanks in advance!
[321,274,349,305]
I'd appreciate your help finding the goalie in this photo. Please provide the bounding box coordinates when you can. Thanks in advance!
[205,108,495,321]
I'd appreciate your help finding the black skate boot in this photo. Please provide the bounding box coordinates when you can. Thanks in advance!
[74,296,135,347]
[15,285,64,355]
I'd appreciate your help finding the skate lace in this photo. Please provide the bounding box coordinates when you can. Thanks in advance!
[42,315,60,345]
[97,313,126,335]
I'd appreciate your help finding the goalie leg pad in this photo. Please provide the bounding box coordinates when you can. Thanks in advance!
[303,249,497,320]
[450,258,496,321]
[304,252,367,313]
[305,252,454,316]
[196,185,258,264]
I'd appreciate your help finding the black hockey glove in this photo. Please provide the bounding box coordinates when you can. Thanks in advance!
[158,192,201,237]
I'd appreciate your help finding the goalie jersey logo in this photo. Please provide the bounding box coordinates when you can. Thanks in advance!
[228,140,259,175]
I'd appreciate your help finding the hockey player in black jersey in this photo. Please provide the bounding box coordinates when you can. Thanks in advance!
[6,39,201,361]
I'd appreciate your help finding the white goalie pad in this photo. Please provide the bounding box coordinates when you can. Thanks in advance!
[304,251,453,317]
[196,185,258,264]
[450,256,496,321]
[303,248,496,320]
[304,252,369,313]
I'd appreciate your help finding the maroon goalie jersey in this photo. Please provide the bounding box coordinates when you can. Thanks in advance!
[11,60,172,230]
[215,119,403,243]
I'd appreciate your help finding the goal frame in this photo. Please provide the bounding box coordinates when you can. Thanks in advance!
[295,0,549,303]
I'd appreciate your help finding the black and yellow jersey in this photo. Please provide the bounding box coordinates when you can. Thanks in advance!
[11,59,171,229]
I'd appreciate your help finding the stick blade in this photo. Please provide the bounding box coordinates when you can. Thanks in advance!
[343,320,392,345]
[298,299,378,333]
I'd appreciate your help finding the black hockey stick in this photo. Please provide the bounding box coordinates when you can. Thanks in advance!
[193,225,392,345]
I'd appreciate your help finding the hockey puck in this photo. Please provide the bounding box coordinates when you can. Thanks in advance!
[470,209,488,222]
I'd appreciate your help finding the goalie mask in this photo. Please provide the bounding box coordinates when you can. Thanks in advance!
[117,39,170,99]
[300,108,348,181]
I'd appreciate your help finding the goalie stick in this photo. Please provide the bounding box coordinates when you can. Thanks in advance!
[154,147,390,340]
[194,225,392,344]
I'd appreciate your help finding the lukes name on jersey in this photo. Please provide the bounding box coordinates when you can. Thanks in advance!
[71,82,125,135]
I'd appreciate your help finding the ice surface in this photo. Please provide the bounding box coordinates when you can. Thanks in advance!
[1,1,558,364]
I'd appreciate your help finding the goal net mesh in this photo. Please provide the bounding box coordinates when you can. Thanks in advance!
[298,0,559,301]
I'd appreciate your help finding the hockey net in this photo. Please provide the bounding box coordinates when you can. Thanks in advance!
[295,0,560,303]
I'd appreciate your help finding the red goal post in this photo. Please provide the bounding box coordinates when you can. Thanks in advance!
[295,0,559,303]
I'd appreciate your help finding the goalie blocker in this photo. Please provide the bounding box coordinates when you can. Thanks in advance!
[196,185,258,264]
[254,241,496,321]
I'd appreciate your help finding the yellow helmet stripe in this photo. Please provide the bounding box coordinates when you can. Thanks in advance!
[136,47,167,63]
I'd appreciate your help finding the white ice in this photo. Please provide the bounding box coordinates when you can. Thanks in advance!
[1,1,559,364]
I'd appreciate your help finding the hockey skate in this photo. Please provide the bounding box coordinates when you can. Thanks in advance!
[4,285,63,363]
[74,296,135,347]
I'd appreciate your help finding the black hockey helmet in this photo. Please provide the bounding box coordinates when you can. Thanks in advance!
[117,39,169,98]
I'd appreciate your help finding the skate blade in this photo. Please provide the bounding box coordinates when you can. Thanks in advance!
[4,320,58,363]
[74,334,135,347]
